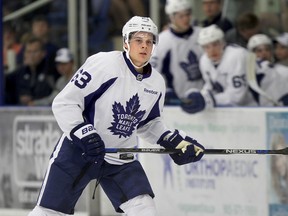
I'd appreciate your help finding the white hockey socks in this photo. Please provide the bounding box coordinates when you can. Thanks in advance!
[120,194,157,216]
[28,205,68,216]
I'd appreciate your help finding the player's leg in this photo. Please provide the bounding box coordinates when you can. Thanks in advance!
[119,194,156,216]
[100,160,156,215]
[28,135,102,215]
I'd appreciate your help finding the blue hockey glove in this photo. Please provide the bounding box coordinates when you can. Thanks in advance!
[279,94,288,106]
[157,130,205,165]
[181,90,215,114]
[70,123,105,163]
[181,91,206,114]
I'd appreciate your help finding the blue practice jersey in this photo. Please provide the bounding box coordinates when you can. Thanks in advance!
[52,51,170,164]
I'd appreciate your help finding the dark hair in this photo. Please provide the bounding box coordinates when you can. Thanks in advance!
[25,36,45,51]
[202,0,222,3]
[32,15,49,25]
[236,12,259,30]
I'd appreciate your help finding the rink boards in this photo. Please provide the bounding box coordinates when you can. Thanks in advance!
[0,106,288,216]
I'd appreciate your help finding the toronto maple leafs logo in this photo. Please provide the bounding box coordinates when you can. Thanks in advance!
[180,51,202,81]
[108,94,146,138]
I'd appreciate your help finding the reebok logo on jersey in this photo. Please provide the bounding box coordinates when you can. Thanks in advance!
[108,93,146,138]
[144,88,158,95]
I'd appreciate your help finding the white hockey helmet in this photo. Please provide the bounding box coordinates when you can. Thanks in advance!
[247,34,272,50]
[197,24,224,46]
[122,16,158,45]
[165,0,192,15]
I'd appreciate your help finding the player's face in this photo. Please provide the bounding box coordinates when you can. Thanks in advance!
[32,21,49,38]
[170,9,192,32]
[202,0,221,18]
[24,42,46,67]
[202,40,224,62]
[56,62,74,77]
[254,45,273,62]
[128,32,154,67]
[274,43,288,61]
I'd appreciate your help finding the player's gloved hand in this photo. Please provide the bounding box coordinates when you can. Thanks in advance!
[181,89,215,114]
[157,130,205,165]
[70,123,105,163]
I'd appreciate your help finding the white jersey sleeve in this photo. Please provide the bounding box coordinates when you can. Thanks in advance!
[52,54,101,134]
[52,51,170,164]
[200,45,256,106]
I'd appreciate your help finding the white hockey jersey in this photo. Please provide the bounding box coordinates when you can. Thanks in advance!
[150,26,204,99]
[52,51,170,164]
[199,45,257,106]
[256,62,288,106]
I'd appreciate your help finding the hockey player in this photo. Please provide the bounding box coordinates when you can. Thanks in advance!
[27,16,205,216]
[247,34,288,106]
[150,0,204,105]
[181,24,257,114]
[253,62,288,106]
[247,34,274,63]
[274,32,288,67]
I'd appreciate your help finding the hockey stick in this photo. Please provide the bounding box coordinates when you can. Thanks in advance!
[106,147,288,155]
[246,52,279,106]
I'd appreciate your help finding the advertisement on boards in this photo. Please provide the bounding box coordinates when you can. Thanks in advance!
[0,109,87,212]
[140,107,268,216]
[267,112,288,216]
